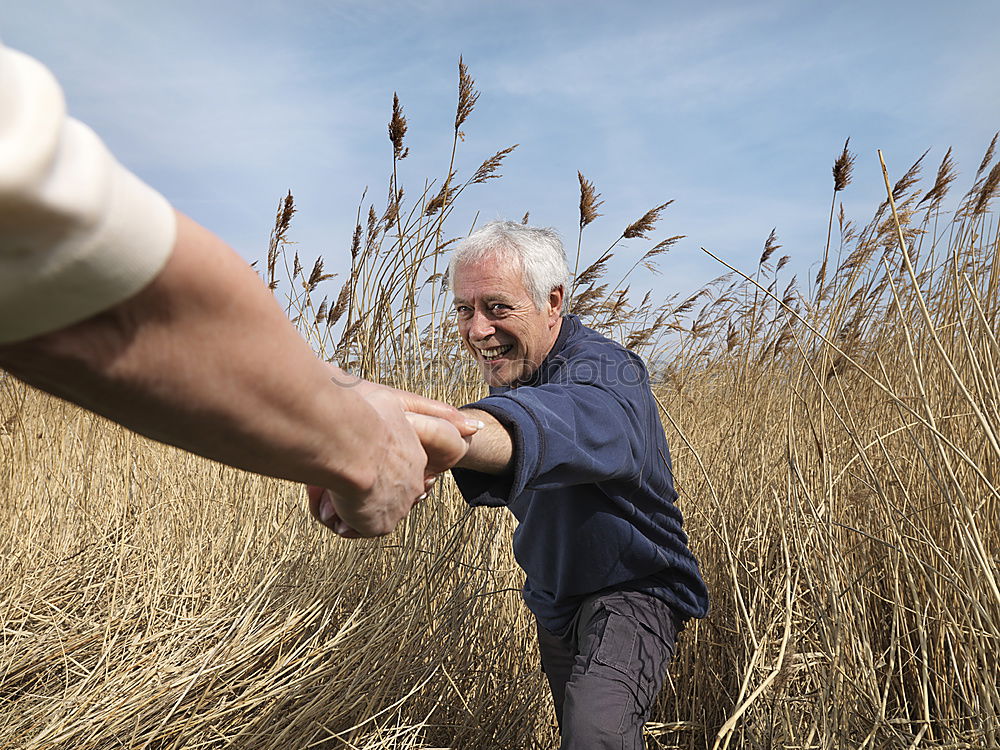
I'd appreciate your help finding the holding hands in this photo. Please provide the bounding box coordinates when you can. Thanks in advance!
[307,373,479,538]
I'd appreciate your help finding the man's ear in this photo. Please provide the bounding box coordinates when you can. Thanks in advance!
[548,286,564,322]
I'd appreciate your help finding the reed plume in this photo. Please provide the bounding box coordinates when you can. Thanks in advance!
[759,228,780,268]
[266,191,296,291]
[973,160,1000,217]
[623,201,673,239]
[471,145,519,184]
[578,171,603,228]
[820,139,856,295]
[388,93,408,160]
[918,147,957,210]
[833,137,855,192]
[977,130,998,177]
[455,56,479,131]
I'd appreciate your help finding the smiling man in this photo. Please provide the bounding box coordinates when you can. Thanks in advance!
[448,221,709,749]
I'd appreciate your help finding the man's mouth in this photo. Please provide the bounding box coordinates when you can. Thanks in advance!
[478,344,513,362]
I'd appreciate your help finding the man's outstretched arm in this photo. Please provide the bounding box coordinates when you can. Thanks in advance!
[453,408,513,475]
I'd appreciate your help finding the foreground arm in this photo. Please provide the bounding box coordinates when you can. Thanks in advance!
[0,43,473,536]
[0,212,473,534]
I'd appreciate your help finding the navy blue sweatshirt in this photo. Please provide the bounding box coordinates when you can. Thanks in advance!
[452,315,709,634]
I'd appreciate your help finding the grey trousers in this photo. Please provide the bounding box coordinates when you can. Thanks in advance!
[536,591,681,750]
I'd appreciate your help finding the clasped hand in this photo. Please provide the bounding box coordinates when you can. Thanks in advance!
[307,375,476,538]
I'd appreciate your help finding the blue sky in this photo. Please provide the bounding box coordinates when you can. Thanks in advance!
[5,1,1000,304]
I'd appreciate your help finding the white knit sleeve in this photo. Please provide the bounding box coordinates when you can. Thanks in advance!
[0,43,176,343]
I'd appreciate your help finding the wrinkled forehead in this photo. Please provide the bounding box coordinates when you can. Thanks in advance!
[451,250,528,296]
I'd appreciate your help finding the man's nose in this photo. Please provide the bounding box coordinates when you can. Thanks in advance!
[469,310,495,339]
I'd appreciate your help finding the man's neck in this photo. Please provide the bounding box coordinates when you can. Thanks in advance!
[544,316,564,359]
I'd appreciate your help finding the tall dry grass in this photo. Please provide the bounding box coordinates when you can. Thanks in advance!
[2,61,999,748]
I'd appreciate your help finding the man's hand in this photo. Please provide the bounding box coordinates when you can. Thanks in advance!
[308,381,475,537]
[326,365,483,443]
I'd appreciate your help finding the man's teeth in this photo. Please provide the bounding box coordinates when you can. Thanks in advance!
[480,345,513,361]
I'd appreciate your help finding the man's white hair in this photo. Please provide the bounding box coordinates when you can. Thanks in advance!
[448,220,571,312]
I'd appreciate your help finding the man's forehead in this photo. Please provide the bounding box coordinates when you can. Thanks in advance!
[452,256,527,297]
[454,251,519,275]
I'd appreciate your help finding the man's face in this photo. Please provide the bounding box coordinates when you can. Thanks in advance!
[452,254,563,387]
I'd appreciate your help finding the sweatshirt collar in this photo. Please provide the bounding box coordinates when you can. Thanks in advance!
[489,314,579,393]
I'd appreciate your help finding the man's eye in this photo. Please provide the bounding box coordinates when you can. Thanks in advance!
[490,304,510,314]
[455,306,472,317]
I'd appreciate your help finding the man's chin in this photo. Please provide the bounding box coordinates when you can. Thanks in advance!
[483,371,511,388]
[480,362,514,388]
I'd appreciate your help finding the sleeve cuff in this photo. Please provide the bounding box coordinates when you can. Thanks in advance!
[0,47,176,343]
[450,395,542,507]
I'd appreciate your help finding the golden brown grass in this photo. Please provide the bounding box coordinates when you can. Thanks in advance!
[2,62,999,748]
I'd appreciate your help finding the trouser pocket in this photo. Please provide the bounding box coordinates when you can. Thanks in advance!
[592,610,638,675]
[582,597,678,716]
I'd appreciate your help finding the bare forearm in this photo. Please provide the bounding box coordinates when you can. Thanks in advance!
[0,211,382,495]
[453,408,513,475]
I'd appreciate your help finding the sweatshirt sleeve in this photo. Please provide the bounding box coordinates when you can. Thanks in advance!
[452,348,652,507]
[0,43,176,343]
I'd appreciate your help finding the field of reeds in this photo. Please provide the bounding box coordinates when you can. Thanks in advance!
[2,62,999,749]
